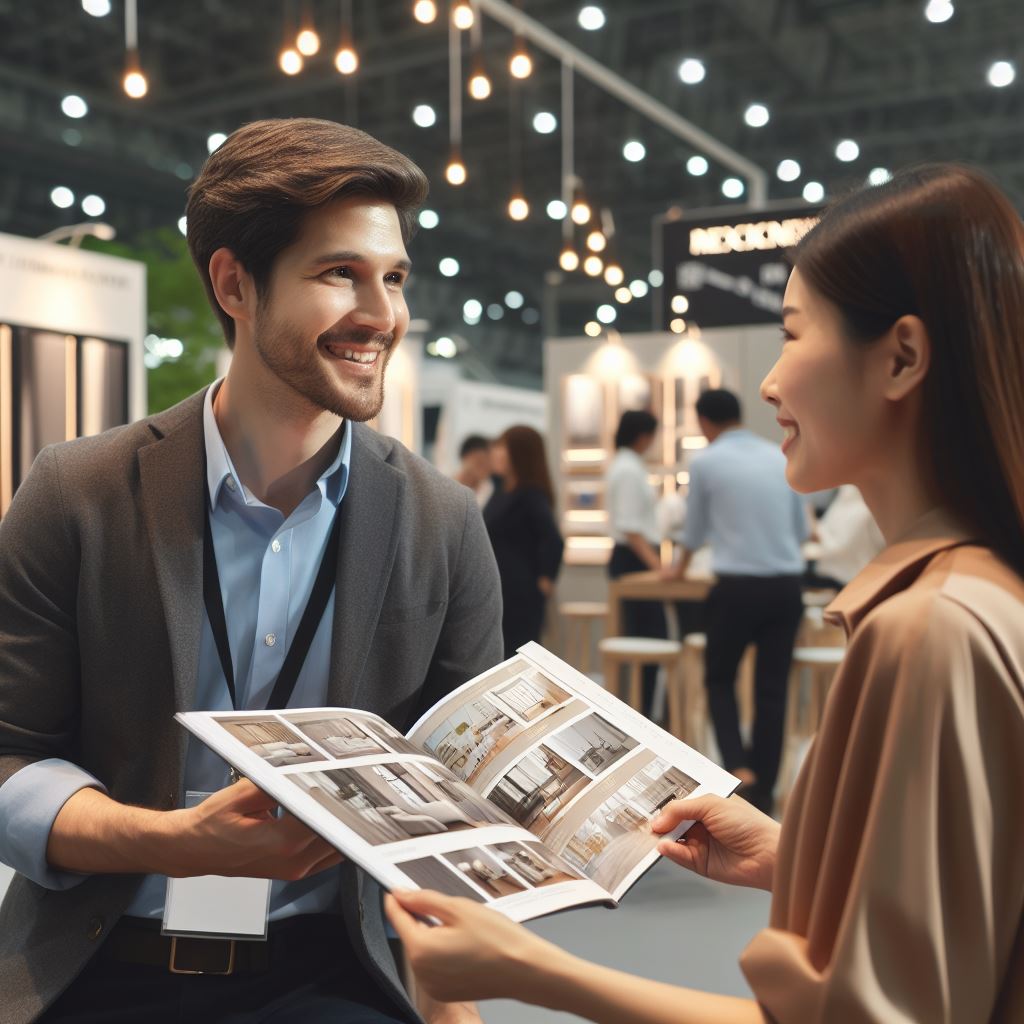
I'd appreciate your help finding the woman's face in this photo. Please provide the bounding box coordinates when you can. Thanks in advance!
[761,268,885,494]
[491,442,510,478]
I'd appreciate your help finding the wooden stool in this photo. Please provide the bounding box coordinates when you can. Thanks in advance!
[599,636,682,718]
[559,601,609,676]
[785,646,845,738]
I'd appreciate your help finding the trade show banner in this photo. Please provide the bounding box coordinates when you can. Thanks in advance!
[659,204,822,330]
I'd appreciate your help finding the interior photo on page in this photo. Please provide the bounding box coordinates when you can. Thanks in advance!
[177,642,737,924]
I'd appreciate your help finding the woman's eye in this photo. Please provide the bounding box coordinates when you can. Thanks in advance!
[327,266,352,279]
[386,273,406,286]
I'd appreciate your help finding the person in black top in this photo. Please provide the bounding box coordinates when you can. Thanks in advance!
[484,426,564,659]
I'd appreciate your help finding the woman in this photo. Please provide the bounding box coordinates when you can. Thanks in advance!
[606,409,667,715]
[483,425,564,659]
[387,164,1024,1022]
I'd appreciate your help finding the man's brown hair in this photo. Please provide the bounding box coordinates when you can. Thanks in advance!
[185,118,429,346]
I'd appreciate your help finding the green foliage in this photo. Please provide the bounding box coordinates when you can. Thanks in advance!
[83,229,225,413]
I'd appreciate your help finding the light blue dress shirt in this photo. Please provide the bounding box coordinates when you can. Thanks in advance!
[681,428,808,576]
[0,381,351,920]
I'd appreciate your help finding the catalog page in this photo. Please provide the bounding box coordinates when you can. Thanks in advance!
[177,706,610,923]
[407,642,738,902]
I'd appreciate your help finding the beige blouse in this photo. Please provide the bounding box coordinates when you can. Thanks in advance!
[741,509,1024,1023]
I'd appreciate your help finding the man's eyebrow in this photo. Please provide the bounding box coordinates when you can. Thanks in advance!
[781,305,800,317]
[311,251,412,272]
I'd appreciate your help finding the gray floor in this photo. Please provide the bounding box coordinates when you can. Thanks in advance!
[481,858,770,1023]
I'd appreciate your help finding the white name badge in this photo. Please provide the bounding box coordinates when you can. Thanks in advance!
[162,791,272,941]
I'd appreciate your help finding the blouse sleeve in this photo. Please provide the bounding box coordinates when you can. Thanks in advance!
[740,591,1024,1023]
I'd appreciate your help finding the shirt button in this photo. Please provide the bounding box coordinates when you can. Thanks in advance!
[271,539,281,554]
[264,633,277,647]
[225,477,237,491]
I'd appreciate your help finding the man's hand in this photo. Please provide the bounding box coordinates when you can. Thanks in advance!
[47,780,343,881]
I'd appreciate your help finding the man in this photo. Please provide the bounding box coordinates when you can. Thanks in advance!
[664,389,807,813]
[0,119,501,1023]
[453,435,495,509]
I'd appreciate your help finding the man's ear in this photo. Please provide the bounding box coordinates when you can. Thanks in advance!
[208,248,257,332]
[881,314,931,403]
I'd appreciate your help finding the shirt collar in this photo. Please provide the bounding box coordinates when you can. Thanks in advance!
[825,506,979,635]
[203,379,351,511]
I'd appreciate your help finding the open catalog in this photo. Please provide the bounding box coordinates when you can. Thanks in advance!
[177,642,739,923]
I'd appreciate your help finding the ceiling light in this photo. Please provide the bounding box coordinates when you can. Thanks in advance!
[510,49,533,79]
[988,61,1015,88]
[177,216,187,236]
[670,317,686,334]
[418,208,439,229]
[802,181,825,203]
[61,95,88,119]
[623,140,646,162]
[604,264,624,287]
[469,72,492,100]
[297,29,320,56]
[578,5,606,30]
[413,0,437,24]
[508,195,529,221]
[452,2,474,29]
[629,279,649,298]
[546,199,567,220]
[123,68,148,98]
[648,269,663,287]
[446,158,467,186]
[776,159,801,182]
[335,47,358,74]
[583,254,603,277]
[596,304,616,324]
[505,290,524,309]
[559,247,580,272]
[586,230,606,252]
[722,177,744,198]
[206,132,227,153]
[835,139,859,162]
[439,257,460,277]
[412,104,436,127]
[671,295,689,314]
[81,0,111,15]
[50,186,75,209]
[868,167,892,186]
[435,336,458,358]
[687,155,708,176]
[744,103,769,127]
[82,194,106,217]
[463,299,483,320]
[533,111,557,134]
[615,286,632,303]
[571,199,591,225]
[584,321,602,337]
[677,58,705,85]
[924,0,954,23]
[279,48,303,75]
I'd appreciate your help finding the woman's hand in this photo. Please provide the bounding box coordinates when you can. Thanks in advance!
[386,889,564,1004]
[651,794,780,892]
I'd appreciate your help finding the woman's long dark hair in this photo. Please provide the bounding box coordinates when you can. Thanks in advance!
[499,425,555,506]
[794,163,1024,572]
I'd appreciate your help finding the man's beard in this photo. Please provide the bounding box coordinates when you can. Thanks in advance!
[252,307,393,422]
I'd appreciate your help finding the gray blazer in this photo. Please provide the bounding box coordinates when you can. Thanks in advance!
[0,388,503,1024]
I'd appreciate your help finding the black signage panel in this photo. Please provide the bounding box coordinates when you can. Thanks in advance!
[660,204,822,329]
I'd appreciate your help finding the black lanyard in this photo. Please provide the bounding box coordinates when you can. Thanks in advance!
[202,480,343,711]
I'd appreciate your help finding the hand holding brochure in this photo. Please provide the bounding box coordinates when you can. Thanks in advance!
[177,642,738,923]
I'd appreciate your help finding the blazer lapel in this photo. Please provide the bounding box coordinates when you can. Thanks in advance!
[327,424,405,709]
[137,393,206,733]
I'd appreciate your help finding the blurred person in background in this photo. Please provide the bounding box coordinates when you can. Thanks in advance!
[606,410,666,716]
[484,426,564,659]
[454,434,496,509]
[664,389,807,812]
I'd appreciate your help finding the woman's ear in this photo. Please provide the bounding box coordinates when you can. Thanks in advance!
[881,314,931,403]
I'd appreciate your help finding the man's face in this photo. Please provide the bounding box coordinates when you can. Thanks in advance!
[463,449,491,485]
[251,197,411,421]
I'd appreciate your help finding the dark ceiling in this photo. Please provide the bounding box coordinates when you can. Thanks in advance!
[2,0,1022,385]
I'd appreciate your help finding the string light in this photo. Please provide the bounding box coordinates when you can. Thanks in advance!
[586,229,606,252]
[279,47,303,74]
[604,264,624,287]
[584,321,602,337]
[559,247,580,272]
[615,286,632,303]
[297,28,320,55]
[571,199,591,225]
[446,156,467,186]
[469,70,491,99]
[413,0,437,22]
[508,195,529,221]
[583,254,603,277]
[509,47,533,79]
[123,64,148,97]
[452,1,474,29]
[334,1,357,75]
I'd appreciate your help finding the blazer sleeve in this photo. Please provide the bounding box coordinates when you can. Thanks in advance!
[411,486,504,720]
[525,489,564,580]
[0,446,83,788]
[740,594,1024,1023]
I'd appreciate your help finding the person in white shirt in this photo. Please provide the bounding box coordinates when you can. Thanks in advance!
[606,410,665,716]
[812,484,885,586]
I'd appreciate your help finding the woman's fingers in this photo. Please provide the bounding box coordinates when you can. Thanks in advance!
[389,887,464,926]
[651,795,724,833]
[384,893,425,942]
[657,836,706,874]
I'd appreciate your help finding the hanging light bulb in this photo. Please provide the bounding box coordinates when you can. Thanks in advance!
[122,2,147,98]
[413,0,437,23]
[559,246,580,272]
[604,264,624,287]
[446,156,467,186]
[583,254,604,277]
[508,195,529,221]
[468,70,491,100]
[509,44,533,79]
[586,229,606,252]
[279,47,304,74]
[335,46,358,73]
[571,198,591,225]
[297,28,320,55]
[123,64,148,98]
[452,1,474,29]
